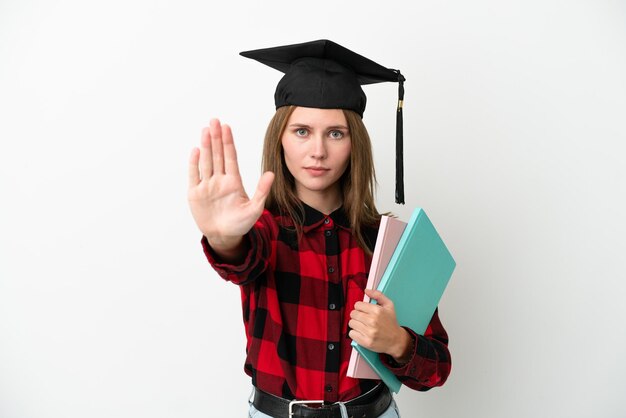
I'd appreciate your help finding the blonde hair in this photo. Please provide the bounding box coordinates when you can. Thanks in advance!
[262,106,381,253]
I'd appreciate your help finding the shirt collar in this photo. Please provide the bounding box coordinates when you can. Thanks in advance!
[301,201,351,232]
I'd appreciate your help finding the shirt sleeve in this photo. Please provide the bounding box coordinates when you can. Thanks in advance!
[201,210,275,286]
[378,308,451,391]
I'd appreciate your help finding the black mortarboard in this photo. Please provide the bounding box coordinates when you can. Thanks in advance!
[240,39,406,204]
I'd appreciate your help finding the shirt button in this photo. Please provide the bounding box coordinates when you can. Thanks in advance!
[325,230,332,237]
[324,218,330,224]
[328,343,335,350]
[325,385,333,392]
[329,303,336,310]
[328,267,334,273]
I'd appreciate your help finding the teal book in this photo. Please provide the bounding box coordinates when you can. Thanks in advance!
[350,208,456,393]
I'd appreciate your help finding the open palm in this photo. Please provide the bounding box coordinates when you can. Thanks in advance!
[188,119,274,246]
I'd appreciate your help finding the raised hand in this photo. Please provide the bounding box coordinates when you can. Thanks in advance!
[188,119,274,253]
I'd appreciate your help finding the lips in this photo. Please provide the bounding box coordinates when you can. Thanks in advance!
[304,166,330,176]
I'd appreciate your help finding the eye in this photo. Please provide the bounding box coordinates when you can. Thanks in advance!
[329,130,345,139]
[295,128,308,137]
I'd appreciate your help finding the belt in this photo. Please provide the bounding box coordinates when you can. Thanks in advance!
[251,384,392,418]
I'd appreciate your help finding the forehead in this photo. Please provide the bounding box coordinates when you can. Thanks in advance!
[287,107,347,126]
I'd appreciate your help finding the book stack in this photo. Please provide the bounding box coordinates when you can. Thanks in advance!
[347,208,456,393]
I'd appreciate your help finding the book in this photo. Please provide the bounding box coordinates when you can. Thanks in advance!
[347,215,407,380]
[350,208,456,393]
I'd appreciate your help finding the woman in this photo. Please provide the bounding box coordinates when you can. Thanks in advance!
[188,40,451,418]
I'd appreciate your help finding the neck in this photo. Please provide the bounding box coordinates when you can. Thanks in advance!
[296,187,342,215]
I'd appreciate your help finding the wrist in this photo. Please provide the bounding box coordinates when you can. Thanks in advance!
[206,235,246,263]
[206,235,242,248]
[389,327,414,364]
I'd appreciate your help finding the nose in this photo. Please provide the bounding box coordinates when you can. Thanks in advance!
[310,135,327,160]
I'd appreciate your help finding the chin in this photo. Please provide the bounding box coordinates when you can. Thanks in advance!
[298,179,337,193]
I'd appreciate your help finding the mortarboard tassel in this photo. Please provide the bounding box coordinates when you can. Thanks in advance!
[395,71,406,204]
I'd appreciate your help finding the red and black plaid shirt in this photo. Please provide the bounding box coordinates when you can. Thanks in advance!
[202,203,451,402]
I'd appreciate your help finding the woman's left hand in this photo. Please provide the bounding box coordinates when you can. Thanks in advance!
[348,289,413,363]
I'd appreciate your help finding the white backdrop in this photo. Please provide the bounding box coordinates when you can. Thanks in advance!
[1,1,625,417]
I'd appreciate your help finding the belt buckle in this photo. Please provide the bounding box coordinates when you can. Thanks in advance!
[288,399,324,417]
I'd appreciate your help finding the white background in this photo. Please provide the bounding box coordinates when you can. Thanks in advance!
[1,1,625,417]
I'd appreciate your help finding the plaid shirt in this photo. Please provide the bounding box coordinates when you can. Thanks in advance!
[202,203,451,402]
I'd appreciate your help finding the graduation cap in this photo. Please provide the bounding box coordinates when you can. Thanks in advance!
[240,39,407,204]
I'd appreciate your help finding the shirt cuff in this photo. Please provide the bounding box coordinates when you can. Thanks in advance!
[379,327,423,376]
[201,230,258,280]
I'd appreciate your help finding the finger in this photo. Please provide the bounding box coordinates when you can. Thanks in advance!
[199,127,213,180]
[348,329,361,343]
[222,124,240,176]
[364,289,393,307]
[210,118,225,175]
[354,300,382,314]
[250,171,275,209]
[188,147,200,187]
[348,320,370,337]
[348,329,372,349]
[349,310,375,328]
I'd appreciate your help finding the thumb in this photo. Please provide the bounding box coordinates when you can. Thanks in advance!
[364,289,393,307]
[250,171,275,208]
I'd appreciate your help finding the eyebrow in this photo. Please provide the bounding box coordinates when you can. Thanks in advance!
[287,123,349,130]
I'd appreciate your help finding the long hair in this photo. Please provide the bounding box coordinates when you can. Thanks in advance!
[261,105,381,253]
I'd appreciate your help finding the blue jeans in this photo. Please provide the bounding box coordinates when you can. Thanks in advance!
[248,399,401,418]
